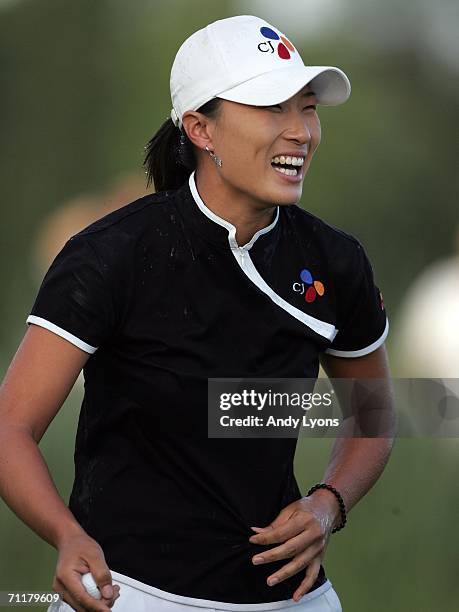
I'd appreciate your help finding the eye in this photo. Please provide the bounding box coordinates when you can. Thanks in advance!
[264,104,317,111]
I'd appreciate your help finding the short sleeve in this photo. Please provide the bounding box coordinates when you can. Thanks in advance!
[325,240,389,358]
[26,234,116,354]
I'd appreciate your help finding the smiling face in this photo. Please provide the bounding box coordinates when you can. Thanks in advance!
[187,84,321,209]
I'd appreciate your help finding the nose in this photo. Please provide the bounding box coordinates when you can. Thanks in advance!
[283,109,312,145]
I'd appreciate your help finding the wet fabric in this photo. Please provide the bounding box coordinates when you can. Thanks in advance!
[28,174,387,604]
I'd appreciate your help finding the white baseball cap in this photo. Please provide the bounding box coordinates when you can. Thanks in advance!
[170,15,351,130]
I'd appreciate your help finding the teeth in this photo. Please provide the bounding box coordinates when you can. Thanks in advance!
[273,166,298,176]
[271,155,305,166]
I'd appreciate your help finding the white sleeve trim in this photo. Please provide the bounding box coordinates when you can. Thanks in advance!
[26,315,98,354]
[324,317,389,358]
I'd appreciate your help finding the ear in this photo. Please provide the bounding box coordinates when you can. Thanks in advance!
[182,111,214,152]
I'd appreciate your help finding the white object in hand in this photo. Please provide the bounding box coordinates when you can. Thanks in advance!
[81,572,102,600]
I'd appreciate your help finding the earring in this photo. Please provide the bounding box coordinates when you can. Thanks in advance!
[205,145,223,167]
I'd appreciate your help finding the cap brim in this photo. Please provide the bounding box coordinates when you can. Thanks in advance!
[215,65,351,107]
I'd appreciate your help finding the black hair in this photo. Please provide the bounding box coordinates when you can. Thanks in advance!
[143,98,222,193]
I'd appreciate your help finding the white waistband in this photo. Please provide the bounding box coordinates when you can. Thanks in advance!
[109,569,332,611]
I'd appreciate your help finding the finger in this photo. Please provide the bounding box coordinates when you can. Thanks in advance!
[105,584,121,608]
[292,559,322,602]
[270,508,299,528]
[58,586,108,612]
[263,508,298,531]
[55,578,90,612]
[249,513,311,545]
[59,573,111,611]
[266,541,323,587]
[252,530,317,565]
[101,583,120,603]
[250,526,269,532]
[89,565,115,601]
[250,506,298,535]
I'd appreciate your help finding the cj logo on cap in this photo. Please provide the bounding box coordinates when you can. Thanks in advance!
[292,268,325,303]
[258,26,296,59]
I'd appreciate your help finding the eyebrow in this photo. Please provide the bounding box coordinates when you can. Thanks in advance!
[302,91,316,98]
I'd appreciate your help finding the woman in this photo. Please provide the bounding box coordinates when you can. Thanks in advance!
[0,15,394,612]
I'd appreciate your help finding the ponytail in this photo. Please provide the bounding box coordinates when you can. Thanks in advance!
[143,98,222,193]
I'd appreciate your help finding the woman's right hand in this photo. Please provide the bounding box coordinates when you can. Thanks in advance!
[0,327,120,610]
[52,531,120,611]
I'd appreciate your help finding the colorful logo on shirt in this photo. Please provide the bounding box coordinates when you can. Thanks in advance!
[258,27,296,60]
[292,268,325,303]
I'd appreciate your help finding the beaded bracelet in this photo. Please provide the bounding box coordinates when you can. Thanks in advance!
[306,483,347,533]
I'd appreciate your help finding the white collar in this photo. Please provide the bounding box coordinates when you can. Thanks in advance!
[188,170,279,251]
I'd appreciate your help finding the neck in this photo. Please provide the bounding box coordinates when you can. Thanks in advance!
[194,168,277,247]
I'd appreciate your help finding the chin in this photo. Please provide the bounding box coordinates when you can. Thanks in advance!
[271,186,303,206]
[249,182,303,208]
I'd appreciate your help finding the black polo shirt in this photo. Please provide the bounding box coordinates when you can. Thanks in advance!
[26,171,388,604]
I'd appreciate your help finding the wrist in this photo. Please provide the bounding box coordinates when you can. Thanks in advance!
[307,488,342,530]
[53,518,86,550]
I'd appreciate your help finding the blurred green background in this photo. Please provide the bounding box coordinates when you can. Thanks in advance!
[1,0,458,610]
